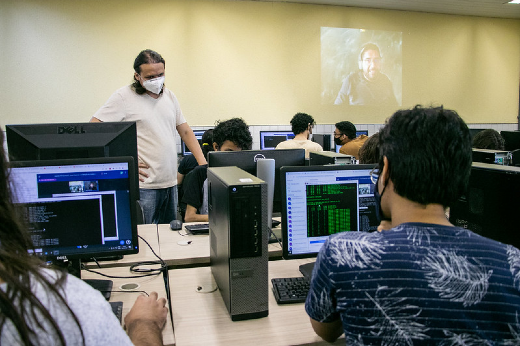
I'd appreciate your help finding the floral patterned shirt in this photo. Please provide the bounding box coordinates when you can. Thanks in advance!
[305,223,520,345]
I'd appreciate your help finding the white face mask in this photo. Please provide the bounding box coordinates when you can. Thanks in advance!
[142,76,165,94]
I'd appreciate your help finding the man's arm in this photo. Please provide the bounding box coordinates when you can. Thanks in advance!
[124,291,168,346]
[184,204,209,223]
[177,123,207,166]
[90,116,150,181]
[310,318,343,343]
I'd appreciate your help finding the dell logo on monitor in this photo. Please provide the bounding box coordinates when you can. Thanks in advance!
[57,126,86,134]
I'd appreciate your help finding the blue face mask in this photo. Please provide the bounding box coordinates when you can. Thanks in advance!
[374,175,390,223]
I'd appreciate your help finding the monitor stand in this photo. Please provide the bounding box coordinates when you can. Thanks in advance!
[56,258,113,301]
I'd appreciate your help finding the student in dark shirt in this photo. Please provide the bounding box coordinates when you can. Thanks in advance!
[306,105,520,344]
[181,118,252,222]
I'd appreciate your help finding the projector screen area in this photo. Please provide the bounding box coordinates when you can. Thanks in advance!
[321,27,402,107]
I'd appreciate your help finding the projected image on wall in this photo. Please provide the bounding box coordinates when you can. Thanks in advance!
[321,27,402,107]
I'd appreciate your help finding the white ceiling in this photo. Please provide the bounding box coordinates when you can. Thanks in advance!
[247,0,520,19]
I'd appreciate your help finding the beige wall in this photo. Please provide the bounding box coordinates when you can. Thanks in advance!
[1,0,519,128]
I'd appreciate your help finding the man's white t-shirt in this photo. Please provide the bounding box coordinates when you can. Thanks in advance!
[93,85,187,189]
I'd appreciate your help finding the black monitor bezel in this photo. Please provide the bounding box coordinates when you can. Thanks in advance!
[280,163,377,260]
[500,130,520,151]
[259,131,296,150]
[9,156,139,261]
[5,121,139,199]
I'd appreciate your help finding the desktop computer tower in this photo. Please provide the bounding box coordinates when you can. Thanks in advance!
[207,166,269,321]
[472,149,511,165]
[309,151,355,165]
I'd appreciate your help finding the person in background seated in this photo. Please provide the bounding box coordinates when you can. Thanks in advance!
[334,121,368,160]
[177,129,214,220]
[91,49,206,225]
[472,128,505,150]
[275,112,323,158]
[181,118,253,223]
[306,105,520,344]
[358,132,380,164]
[0,130,168,346]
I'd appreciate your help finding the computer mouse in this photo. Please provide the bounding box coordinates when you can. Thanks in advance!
[170,220,183,231]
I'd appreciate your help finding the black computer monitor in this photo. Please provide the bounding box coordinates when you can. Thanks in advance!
[207,149,306,213]
[259,131,295,150]
[6,122,139,198]
[280,164,378,259]
[501,131,520,151]
[312,134,331,151]
[449,162,520,250]
[181,129,207,156]
[335,130,369,153]
[9,157,139,277]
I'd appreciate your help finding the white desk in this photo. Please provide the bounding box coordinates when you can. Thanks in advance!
[81,266,175,346]
[156,223,283,267]
[82,224,162,269]
[168,259,345,346]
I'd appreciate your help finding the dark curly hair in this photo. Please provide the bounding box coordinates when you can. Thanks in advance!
[472,129,505,151]
[290,113,315,135]
[212,118,252,150]
[378,105,472,207]
[359,132,380,164]
[335,121,357,140]
[201,129,214,159]
[132,49,165,95]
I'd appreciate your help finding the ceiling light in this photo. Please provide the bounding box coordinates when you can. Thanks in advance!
[507,0,520,4]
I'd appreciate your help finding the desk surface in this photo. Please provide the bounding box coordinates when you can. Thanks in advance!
[156,223,283,268]
[81,266,175,346]
[169,259,344,346]
[84,223,282,269]
[82,224,162,269]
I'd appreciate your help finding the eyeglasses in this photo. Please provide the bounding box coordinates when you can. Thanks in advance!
[370,168,379,185]
[333,132,343,138]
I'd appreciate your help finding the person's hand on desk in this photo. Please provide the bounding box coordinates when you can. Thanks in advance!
[125,291,168,346]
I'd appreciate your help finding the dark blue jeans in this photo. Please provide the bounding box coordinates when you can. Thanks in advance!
[139,186,178,224]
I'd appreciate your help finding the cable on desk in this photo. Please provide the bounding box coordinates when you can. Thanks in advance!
[82,234,168,279]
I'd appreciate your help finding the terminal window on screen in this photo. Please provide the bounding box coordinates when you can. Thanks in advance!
[305,182,359,236]
[22,174,126,251]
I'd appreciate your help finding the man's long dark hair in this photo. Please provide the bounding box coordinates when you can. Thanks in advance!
[132,49,166,95]
[0,130,84,345]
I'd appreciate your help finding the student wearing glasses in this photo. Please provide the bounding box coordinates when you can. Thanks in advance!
[334,121,368,160]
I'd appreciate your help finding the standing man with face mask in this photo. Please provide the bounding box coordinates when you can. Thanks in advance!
[334,43,398,106]
[91,49,206,225]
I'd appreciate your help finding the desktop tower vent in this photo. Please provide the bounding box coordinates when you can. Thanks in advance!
[208,166,269,321]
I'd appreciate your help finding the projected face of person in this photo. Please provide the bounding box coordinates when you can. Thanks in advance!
[213,140,242,152]
[361,49,382,81]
